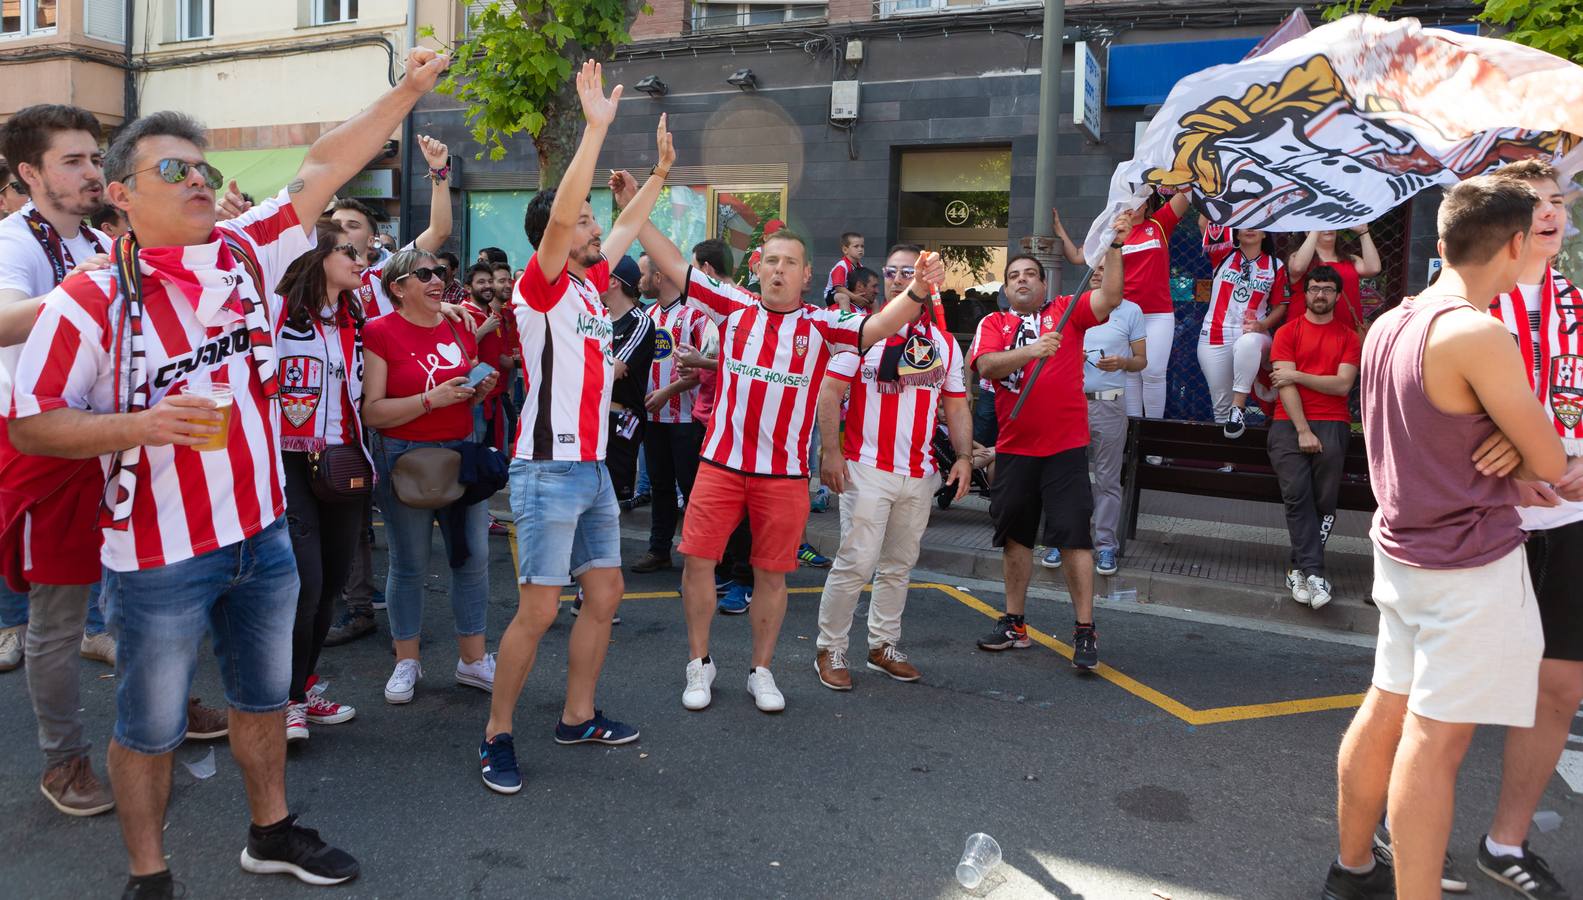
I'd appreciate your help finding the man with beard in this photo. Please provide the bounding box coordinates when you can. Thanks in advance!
[1266,265,1360,612]
[969,216,1128,671]
[8,48,454,895]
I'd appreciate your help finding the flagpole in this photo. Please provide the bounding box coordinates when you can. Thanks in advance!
[1008,262,1095,420]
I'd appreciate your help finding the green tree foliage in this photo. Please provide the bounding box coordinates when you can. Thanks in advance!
[1324,0,1583,63]
[421,0,646,184]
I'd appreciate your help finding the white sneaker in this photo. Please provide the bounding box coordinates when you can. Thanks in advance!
[384,659,422,704]
[1286,569,1312,606]
[1307,575,1333,611]
[285,702,309,743]
[79,632,117,666]
[0,624,24,671]
[682,657,716,711]
[747,666,786,713]
[456,652,496,693]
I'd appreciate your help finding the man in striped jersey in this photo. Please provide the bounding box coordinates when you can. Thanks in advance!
[812,243,971,690]
[481,68,672,795]
[637,211,946,714]
[7,48,454,897]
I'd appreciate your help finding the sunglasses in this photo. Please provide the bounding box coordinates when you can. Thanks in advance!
[882,266,916,279]
[395,267,445,285]
[331,243,361,263]
[3,181,24,194]
[126,158,225,191]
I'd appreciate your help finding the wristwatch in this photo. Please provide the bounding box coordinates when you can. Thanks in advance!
[1109,240,1125,249]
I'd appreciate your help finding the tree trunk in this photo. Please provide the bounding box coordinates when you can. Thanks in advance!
[532,83,582,189]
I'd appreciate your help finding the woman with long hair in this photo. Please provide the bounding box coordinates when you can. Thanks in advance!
[361,249,499,706]
[1195,224,1289,437]
[274,221,368,741]
[1286,226,1381,330]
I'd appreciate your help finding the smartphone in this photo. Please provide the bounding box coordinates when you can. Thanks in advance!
[465,362,496,389]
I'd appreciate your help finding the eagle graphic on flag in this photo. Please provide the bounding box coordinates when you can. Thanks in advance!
[1083,14,1583,263]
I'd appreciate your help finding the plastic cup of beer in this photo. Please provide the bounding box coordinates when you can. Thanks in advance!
[180,383,233,452]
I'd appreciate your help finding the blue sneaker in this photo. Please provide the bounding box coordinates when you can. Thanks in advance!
[479,734,522,795]
[1040,547,1062,569]
[554,710,639,745]
[714,575,734,599]
[718,583,752,615]
[370,588,386,611]
[1094,549,1118,575]
[810,486,830,513]
[798,543,831,568]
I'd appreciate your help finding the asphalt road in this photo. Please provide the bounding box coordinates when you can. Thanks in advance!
[2,533,1579,899]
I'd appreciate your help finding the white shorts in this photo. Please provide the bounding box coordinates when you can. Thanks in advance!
[1371,544,1543,727]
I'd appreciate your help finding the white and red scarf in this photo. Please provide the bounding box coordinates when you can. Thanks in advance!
[1492,266,1583,454]
[276,300,365,455]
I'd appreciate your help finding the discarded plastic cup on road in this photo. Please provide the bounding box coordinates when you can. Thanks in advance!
[955,832,1002,889]
[1111,588,1138,603]
[1533,810,1562,833]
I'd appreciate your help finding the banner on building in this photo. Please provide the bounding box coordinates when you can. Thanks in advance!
[1083,14,1583,264]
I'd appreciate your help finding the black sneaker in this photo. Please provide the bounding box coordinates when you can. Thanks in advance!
[1476,836,1569,898]
[239,815,359,886]
[1322,846,1396,900]
[976,615,1030,651]
[323,611,375,647]
[121,871,182,900]
[630,551,671,574]
[1072,625,1098,670]
[1223,405,1247,439]
[1374,820,1468,892]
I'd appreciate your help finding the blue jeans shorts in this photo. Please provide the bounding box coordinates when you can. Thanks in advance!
[102,517,299,754]
[509,459,622,586]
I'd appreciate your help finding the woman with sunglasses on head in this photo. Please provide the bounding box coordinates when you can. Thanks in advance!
[274,220,368,742]
[1285,225,1381,331]
[361,249,500,706]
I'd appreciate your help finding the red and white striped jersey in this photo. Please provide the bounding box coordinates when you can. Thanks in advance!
[684,268,867,477]
[825,256,855,303]
[511,253,613,462]
[646,298,710,423]
[9,193,311,571]
[1201,248,1288,346]
[827,319,965,478]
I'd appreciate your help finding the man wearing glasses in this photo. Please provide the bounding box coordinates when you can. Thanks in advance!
[1266,265,1360,611]
[7,50,452,897]
[0,160,29,217]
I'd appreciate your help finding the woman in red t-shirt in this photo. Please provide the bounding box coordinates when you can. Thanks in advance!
[1055,189,1190,418]
[1286,227,1381,331]
[361,249,500,706]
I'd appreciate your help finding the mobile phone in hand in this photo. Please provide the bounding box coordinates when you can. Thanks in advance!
[465,362,496,389]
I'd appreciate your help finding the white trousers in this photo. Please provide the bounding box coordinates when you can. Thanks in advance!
[1125,312,1176,418]
[1196,331,1272,423]
[817,460,940,654]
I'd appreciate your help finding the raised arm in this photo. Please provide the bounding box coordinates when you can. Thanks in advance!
[1087,217,1128,322]
[857,251,946,352]
[1354,225,1382,278]
[289,48,450,234]
[412,135,453,253]
[636,222,690,290]
[536,60,622,282]
[1287,230,1320,281]
[603,116,675,262]
[1052,207,1085,266]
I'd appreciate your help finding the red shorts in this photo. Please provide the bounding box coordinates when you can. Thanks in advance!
[679,462,811,574]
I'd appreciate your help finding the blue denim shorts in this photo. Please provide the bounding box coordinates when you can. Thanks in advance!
[102,518,299,754]
[509,458,622,585]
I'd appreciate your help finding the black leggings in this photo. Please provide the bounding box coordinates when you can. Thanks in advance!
[283,452,365,702]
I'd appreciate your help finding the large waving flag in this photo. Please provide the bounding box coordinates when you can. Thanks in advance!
[1082,14,1583,264]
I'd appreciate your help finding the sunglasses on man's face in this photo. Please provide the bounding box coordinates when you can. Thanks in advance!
[882,266,916,280]
[395,267,444,285]
[127,158,225,191]
[3,181,24,194]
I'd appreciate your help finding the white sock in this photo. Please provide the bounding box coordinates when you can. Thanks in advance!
[1485,835,1525,859]
[1337,855,1376,875]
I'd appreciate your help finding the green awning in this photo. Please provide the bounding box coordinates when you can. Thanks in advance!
[204,147,310,201]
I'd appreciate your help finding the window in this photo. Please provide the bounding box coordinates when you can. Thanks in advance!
[2,0,59,38]
[316,0,358,25]
[692,2,823,32]
[179,0,212,40]
[877,0,1036,17]
[85,0,125,42]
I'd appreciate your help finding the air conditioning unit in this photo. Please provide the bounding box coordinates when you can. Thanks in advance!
[831,80,860,122]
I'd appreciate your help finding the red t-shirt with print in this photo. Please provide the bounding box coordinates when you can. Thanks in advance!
[363,314,479,442]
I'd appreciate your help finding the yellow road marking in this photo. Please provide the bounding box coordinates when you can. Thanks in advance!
[501,526,1360,726]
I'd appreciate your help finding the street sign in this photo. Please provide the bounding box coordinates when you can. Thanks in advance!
[1074,41,1104,142]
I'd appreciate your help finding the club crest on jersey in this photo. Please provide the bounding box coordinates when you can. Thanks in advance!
[653,327,675,359]
[1550,354,1583,428]
[794,335,809,358]
[1042,315,1053,329]
[279,356,323,428]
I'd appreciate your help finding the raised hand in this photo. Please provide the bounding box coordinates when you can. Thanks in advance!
[656,113,675,172]
[608,170,638,207]
[403,47,451,94]
[911,250,945,293]
[419,134,450,170]
[576,60,623,128]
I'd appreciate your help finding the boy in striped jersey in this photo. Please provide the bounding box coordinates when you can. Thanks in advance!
[636,204,945,714]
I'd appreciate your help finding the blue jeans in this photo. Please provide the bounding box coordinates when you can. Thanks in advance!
[85,583,106,636]
[0,584,26,629]
[508,459,622,585]
[375,436,491,642]
[635,445,650,496]
[102,518,298,754]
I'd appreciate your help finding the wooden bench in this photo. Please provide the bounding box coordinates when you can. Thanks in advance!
[1117,418,1376,554]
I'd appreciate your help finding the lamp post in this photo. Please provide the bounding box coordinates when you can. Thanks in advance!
[1023,0,1067,300]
